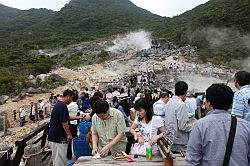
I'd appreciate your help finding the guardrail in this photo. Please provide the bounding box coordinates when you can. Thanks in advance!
[0,122,50,166]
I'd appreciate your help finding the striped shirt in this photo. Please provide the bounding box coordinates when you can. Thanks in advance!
[232,85,250,122]
[91,108,127,154]
[186,109,250,166]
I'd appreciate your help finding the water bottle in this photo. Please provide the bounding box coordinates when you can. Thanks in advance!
[146,142,152,160]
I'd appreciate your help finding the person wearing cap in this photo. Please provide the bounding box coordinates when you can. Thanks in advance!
[153,92,170,123]
[186,83,250,166]
[231,70,250,122]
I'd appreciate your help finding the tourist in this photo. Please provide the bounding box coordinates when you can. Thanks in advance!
[105,88,113,106]
[164,81,194,152]
[185,92,197,118]
[186,83,250,165]
[130,98,166,154]
[13,110,17,121]
[91,99,127,156]
[29,102,36,123]
[231,70,250,122]
[19,106,25,127]
[153,92,170,123]
[48,89,83,166]
[67,92,80,160]
[112,87,120,98]
[38,99,45,119]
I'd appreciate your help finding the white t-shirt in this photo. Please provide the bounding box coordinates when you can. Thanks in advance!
[67,102,79,125]
[134,116,164,153]
[20,107,25,118]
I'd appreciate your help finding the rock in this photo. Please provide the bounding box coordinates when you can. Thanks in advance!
[48,74,67,85]
[27,87,42,94]
[37,74,47,82]
[0,95,9,105]
[28,75,35,80]
[12,96,20,102]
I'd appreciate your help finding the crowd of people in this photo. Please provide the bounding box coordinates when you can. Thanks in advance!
[44,70,250,166]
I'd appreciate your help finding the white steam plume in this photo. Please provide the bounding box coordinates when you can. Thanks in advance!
[186,27,250,47]
[107,30,152,54]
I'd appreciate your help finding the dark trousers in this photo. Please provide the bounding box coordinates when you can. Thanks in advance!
[67,124,78,160]
[125,135,135,155]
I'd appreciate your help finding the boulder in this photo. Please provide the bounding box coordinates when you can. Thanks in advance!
[26,87,42,94]
[48,74,67,85]
[0,95,9,105]
[28,75,35,80]
[37,74,47,82]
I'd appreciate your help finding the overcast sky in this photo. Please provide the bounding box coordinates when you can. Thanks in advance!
[0,0,209,17]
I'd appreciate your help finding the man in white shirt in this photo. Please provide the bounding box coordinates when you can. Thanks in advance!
[19,106,26,126]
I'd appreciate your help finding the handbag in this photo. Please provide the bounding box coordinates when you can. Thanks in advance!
[157,133,173,159]
[130,118,154,156]
[130,142,148,156]
[223,116,237,166]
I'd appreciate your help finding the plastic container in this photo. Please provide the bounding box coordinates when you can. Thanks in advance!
[73,137,92,158]
[146,142,152,160]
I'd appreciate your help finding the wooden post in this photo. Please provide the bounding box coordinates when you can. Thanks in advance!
[23,144,42,166]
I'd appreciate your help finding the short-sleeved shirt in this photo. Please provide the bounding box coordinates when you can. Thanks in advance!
[232,85,250,122]
[48,100,69,143]
[91,108,127,154]
[67,101,78,125]
[134,116,164,153]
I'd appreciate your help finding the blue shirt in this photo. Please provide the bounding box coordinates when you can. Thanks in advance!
[232,85,250,122]
[48,100,69,143]
[186,109,250,166]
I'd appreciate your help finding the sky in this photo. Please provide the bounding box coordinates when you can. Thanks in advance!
[0,0,209,17]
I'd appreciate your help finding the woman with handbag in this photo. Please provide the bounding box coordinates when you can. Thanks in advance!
[129,98,166,155]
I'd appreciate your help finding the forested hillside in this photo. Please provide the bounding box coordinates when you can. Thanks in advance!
[0,0,249,95]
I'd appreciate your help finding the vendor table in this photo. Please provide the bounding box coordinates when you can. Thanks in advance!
[73,154,185,166]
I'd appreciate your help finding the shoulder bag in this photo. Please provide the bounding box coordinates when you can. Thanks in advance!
[223,116,237,166]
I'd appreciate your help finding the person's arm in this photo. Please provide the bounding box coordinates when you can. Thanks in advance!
[99,133,124,156]
[69,114,83,120]
[231,93,244,118]
[185,124,202,166]
[117,106,129,121]
[91,115,99,155]
[92,133,99,155]
[150,126,166,145]
[129,123,139,137]
[129,122,144,144]
[62,122,72,142]
[177,104,193,132]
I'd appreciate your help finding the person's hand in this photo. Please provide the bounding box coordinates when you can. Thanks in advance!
[79,114,84,119]
[134,132,142,140]
[138,136,145,145]
[67,134,73,142]
[150,136,159,145]
[92,148,99,156]
[85,115,91,121]
[100,146,109,156]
